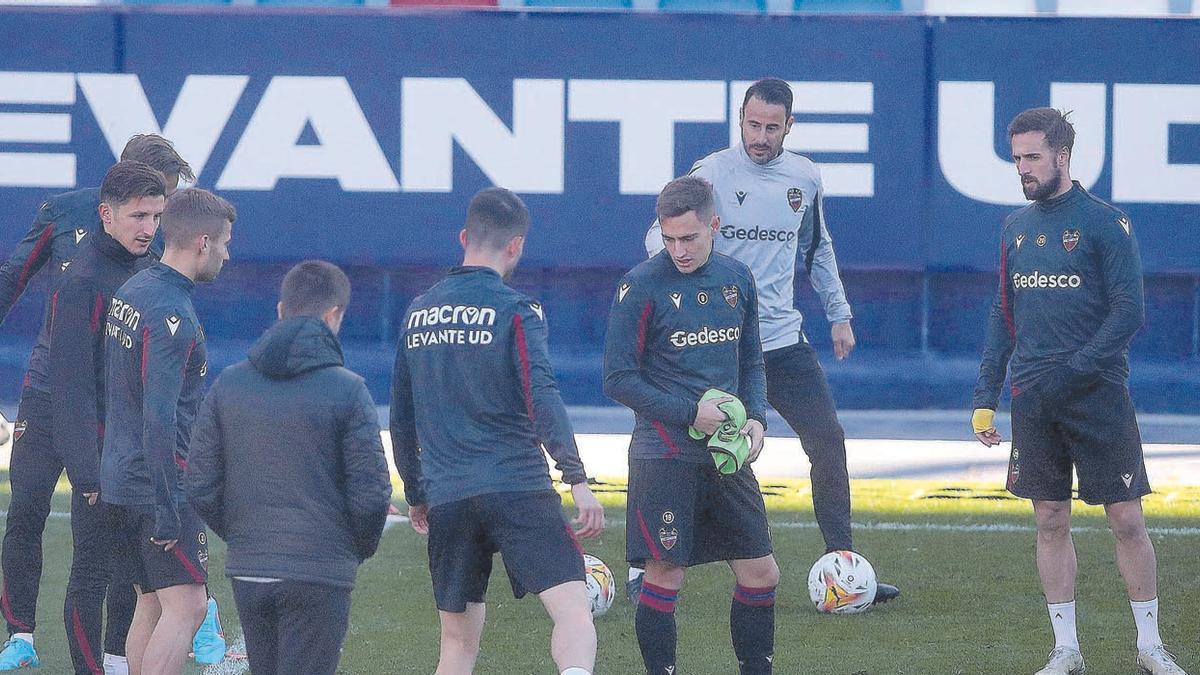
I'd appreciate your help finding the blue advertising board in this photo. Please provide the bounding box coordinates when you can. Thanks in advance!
[0,9,1195,273]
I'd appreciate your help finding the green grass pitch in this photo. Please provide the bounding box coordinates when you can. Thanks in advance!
[3,474,1197,674]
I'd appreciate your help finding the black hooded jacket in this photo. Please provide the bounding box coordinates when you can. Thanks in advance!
[187,317,392,589]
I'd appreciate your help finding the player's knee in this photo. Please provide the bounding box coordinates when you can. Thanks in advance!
[643,561,685,589]
[1106,504,1149,543]
[1033,501,1071,537]
[736,556,780,588]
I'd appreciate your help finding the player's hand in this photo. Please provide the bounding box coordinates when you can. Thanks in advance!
[149,538,177,551]
[832,322,856,360]
[570,482,605,539]
[693,396,732,436]
[972,408,1002,447]
[83,491,99,506]
[741,419,766,463]
[409,504,430,535]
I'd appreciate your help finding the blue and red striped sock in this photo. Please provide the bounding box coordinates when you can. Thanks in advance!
[731,584,776,674]
[636,581,678,674]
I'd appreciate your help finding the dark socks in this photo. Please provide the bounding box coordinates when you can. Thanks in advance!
[636,581,678,674]
[731,584,776,675]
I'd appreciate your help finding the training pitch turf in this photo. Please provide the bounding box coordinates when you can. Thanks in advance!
[2,474,1197,674]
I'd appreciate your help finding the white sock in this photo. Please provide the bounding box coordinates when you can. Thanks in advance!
[1047,601,1079,650]
[10,632,32,647]
[628,567,644,582]
[561,669,591,675]
[1130,598,1162,652]
[103,652,129,675]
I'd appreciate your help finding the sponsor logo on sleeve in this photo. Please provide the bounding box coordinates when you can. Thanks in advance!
[1118,217,1131,236]
[74,228,87,244]
[1062,229,1080,252]
[787,187,804,212]
[529,302,544,321]
[59,261,70,272]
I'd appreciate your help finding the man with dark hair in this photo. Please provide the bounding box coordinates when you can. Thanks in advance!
[0,134,197,672]
[102,188,233,675]
[391,187,604,675]
[187,260,391,675]
[972,108,1185,675]
[608,175,776,675]
[638,77,900,605]
[0,163,165,673]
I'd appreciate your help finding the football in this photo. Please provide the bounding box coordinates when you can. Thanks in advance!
[583,554,616,617]
[807,550,877,614]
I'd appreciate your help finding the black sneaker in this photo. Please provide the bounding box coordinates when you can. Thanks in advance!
[873,582,901,605]
[626,571,644,605]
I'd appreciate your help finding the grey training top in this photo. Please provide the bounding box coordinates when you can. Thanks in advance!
[647,144,852,353]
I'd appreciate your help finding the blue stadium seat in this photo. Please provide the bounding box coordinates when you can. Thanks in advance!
[524,0,632,8]
[794,0,901,12]
[658,0,764,13]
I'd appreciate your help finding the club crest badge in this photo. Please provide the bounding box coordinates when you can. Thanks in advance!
[722,285,739,308]
[1007,448,1020,489]
[659,527,678,550]
[787,188,804,213]
[1036,234,1047,247]
[1062,229,1080,252]
[12,420,26,443]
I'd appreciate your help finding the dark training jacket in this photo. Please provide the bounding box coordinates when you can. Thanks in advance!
[8,188,164,393]
[603,250,767,463]
[391,266,587,508]
[188,317,392,589]
[44,230,143,494]
[101,263,207,541]
[973,182,1145,410]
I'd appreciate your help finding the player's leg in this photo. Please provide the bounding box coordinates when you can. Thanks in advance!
[137,505,208,674]
[124,590,161,675]
[538,581,595,675]
[0,392,60,668]
[63,490,111,675]
[705,464,777,675]
[272,581,351,675]
[427,498,491,674]
[639,561,684,675]
[436,604,485,675]
[626,459,698,675]
[230,578,278,675]
[140,583,206,675]
[103,576,136,674]
[763,342,852,552]
[1060,383,1182,672]
[1011,392,1084,674]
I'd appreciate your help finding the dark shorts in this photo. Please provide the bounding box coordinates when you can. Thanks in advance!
[427,490,584,613]
[1010,379,1151,506]
[109,503,209,592]
[626,458,773,568]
